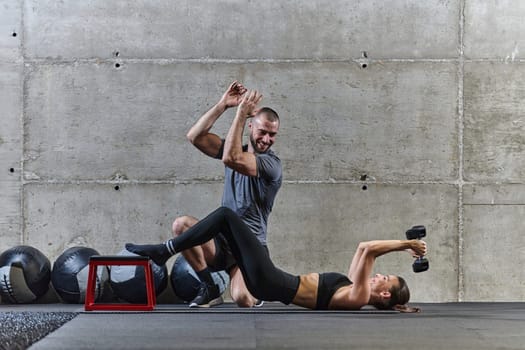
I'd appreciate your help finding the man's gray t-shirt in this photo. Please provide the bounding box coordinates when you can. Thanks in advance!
[216,143,282,245]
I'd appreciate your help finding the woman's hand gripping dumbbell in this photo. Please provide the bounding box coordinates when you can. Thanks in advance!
[405,225,429,272]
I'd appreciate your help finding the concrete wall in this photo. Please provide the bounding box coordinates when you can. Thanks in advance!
[1,0,524,303]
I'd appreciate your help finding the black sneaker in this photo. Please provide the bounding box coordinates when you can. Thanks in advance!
[189,282,223,308]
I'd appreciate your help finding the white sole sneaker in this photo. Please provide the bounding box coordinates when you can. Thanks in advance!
[189,296,224,308]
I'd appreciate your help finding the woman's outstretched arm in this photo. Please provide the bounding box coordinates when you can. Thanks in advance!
[347,243,366,280]
[347,240,427,306]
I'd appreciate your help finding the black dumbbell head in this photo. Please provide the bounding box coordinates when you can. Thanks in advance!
[413,257,429,273]
[406,225,426,240]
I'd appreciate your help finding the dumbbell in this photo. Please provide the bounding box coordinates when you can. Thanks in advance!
[405,225,429,273]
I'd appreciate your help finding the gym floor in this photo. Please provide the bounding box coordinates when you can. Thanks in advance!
[1,302,524,350]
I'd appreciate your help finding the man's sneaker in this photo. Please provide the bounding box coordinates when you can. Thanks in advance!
[254,300,264,308]
[189,282,223,308]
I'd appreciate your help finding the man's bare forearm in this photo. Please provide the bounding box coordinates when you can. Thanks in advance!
[186,102,227,143]
[222,109,247,164]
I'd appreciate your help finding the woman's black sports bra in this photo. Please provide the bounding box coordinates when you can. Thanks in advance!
[316,272,352,310]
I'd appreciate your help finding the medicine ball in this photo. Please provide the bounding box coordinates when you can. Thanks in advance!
[170,255,230,302]
[109,249,168,303]
[51,246,109,303]
[0,245,51,303]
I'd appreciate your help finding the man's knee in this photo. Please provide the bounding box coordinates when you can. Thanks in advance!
[172,216,196,236]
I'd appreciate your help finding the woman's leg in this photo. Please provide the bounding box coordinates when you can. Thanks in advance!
[126,207,299,303]
[125,208,233,266]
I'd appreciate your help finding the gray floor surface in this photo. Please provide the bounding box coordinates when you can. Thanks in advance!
[1,302,524,350]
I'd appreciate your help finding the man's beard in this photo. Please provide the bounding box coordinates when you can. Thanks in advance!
[250,134,269,154]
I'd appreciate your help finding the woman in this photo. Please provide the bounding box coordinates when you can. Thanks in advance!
[126,207,427,312]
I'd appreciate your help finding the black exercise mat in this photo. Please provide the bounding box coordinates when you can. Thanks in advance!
[79,302,399,314]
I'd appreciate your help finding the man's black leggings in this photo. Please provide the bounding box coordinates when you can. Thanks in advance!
[168,206,300,304]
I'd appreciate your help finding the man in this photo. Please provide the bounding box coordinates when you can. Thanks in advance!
[173,81,281,307]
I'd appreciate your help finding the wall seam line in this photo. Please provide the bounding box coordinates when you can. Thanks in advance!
[20,0,26,246]
[457,0,466,303]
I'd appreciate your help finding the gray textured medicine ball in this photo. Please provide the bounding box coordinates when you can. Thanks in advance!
[110,249,168,303]
[0,245,51,303]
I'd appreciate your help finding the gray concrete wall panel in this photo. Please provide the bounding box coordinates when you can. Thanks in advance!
[24,61,457,182]
[24,182,457,302]
[0,0,21,61]
[24,0,459,60]
[463,184,525,205]
[269,183,458,302]
[463,186,525,300]
[23,183,223,260]
[0,179,20,251]
[464,1,525,60]
[1,64,23,164]
[0,63,22,251]
[464,62,525,182]
[273,62,458,182]
[23,62,234,181]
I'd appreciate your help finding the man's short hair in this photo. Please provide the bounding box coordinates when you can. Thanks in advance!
[256,107,280,123]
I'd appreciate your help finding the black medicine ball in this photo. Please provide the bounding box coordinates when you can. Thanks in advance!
[170,255,229,302]
[51,246,109,303]
[0,245,51,303]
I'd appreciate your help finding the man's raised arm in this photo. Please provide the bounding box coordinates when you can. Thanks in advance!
[187,81,247,158]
